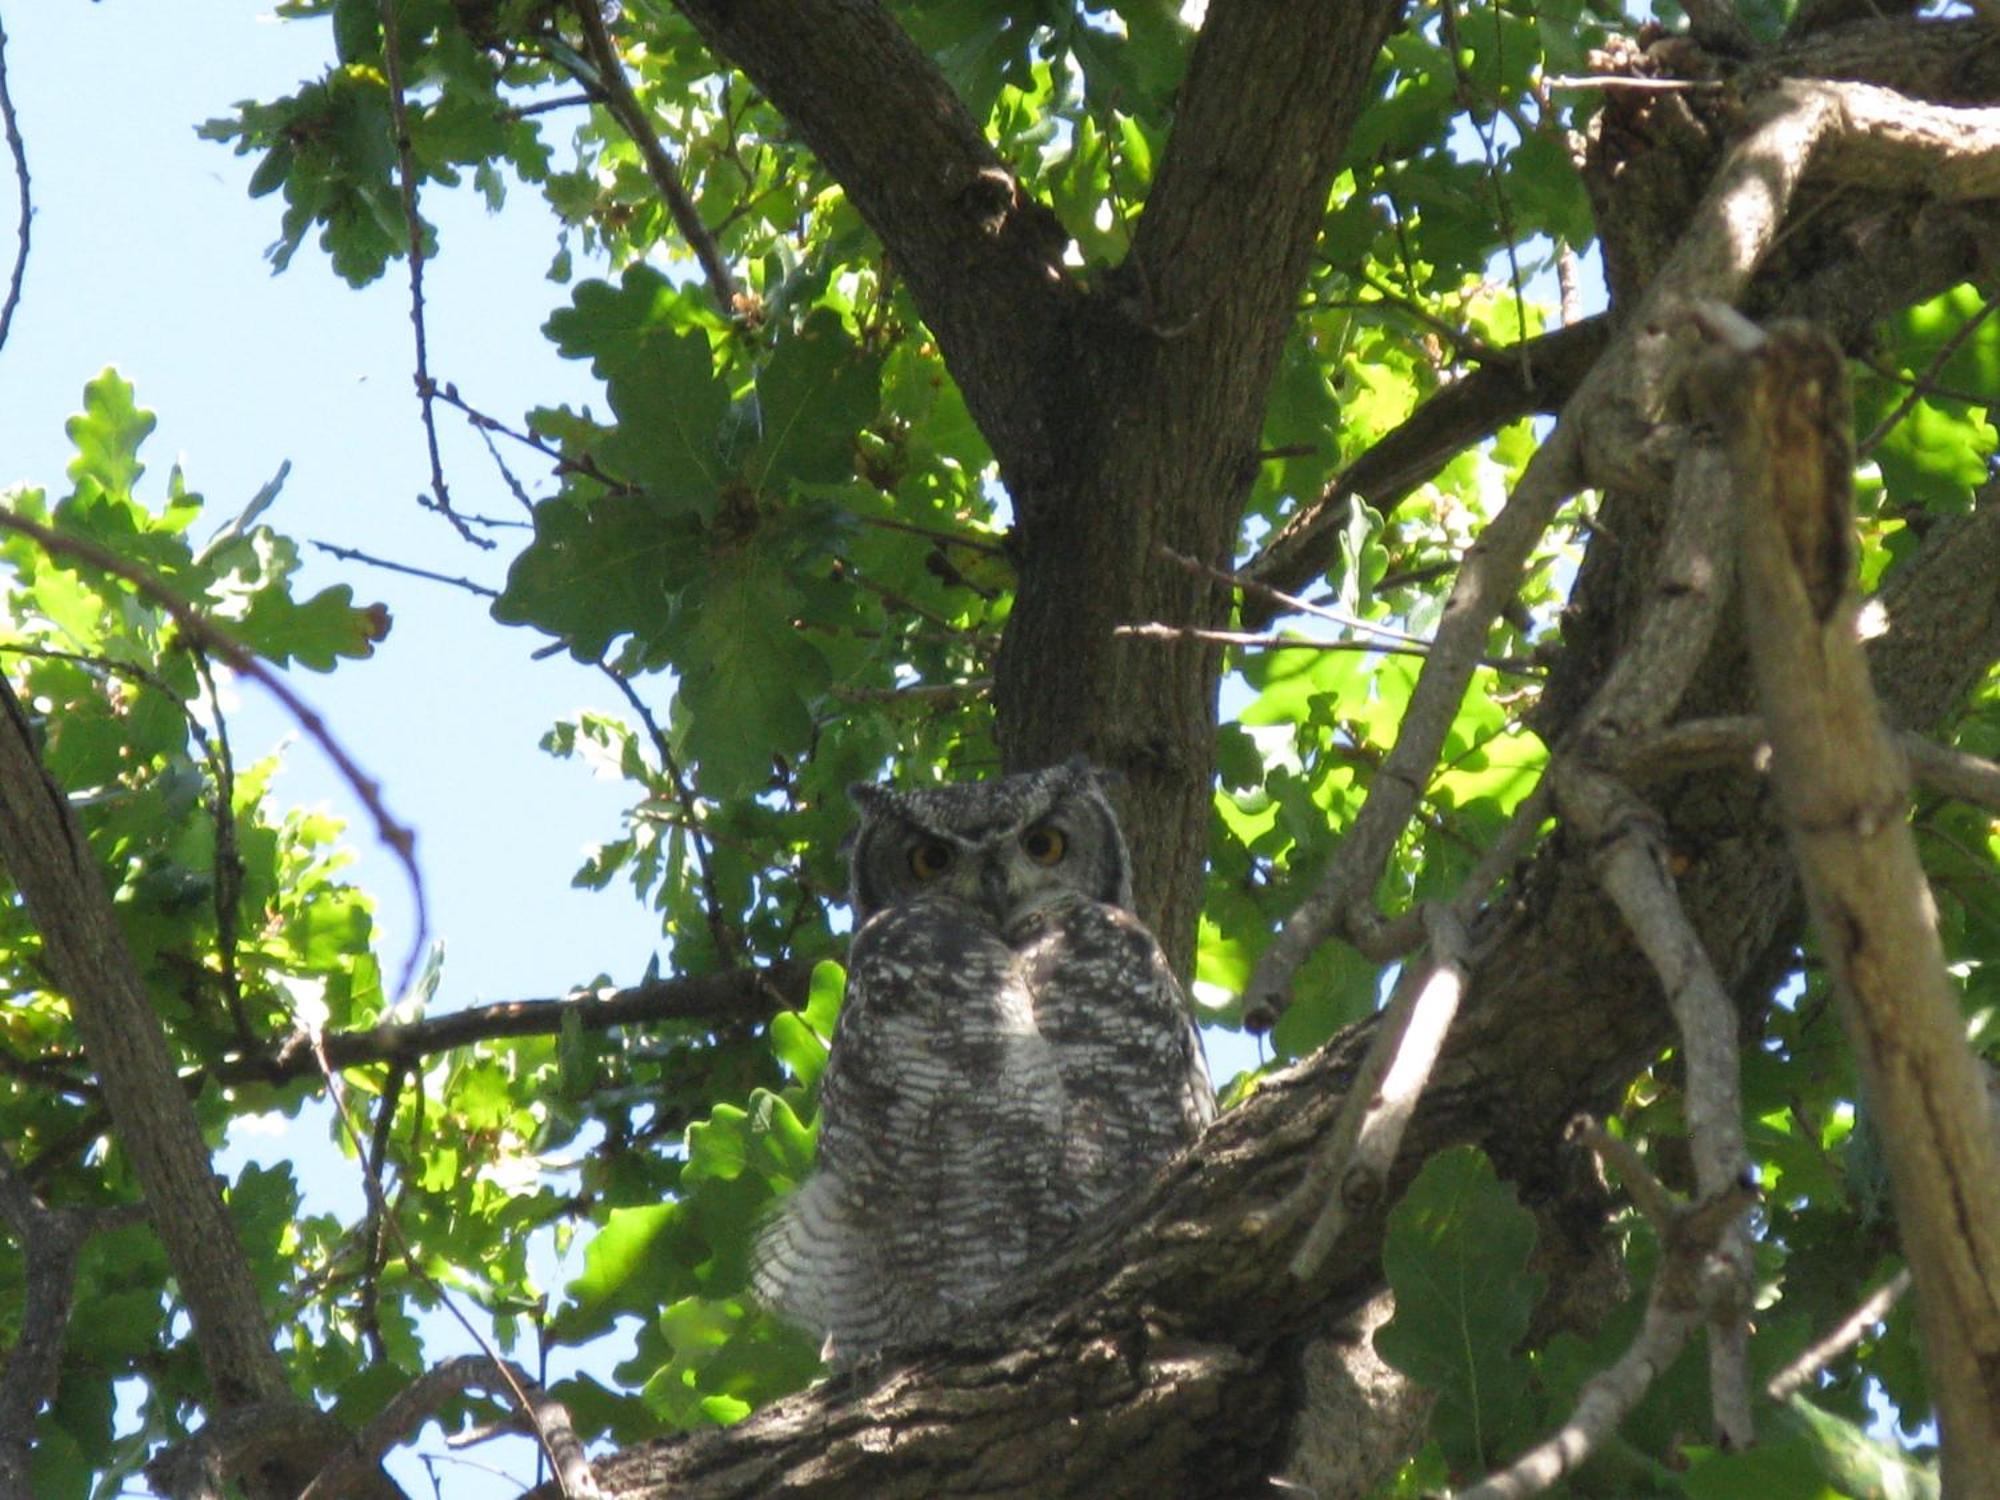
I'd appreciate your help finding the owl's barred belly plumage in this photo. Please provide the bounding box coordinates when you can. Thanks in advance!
[753,760,1215,1360]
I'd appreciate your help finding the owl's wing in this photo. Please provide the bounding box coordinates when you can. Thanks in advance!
[1018,899,1216,1207]
[756,898,1070,1356]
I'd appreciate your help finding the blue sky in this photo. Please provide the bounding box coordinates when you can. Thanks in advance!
[0,6,673,999]
[0,3,663,1491]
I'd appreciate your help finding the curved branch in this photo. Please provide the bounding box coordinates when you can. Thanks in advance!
[1240,316,1609,626]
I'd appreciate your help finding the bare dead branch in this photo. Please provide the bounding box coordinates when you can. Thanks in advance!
[1766,1267,1913,1401]
[1111,621,1541,679]
[1281,907,1470,1281]
[1723,315,2000,1489]
[1157,544,1430,648]
[1555,766,1756,1446]
[307,539,500,599]
[1243,78,1844,1027]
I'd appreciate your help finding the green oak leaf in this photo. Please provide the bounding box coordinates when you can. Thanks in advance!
[65,369,155,503]
[1375,1145,1544,1474]
[234,582,389,669]
[743,308,882,496]
[493,494,704,660]
[665,554,830,795]
[547,266,730,519]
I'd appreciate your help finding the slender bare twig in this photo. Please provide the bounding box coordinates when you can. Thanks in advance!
[568,0,737,316]
[1112,620,1543,678]
[308,539,500,599]
[377,0,487,547]
[0,15,30,359]
[829,677,991,705]
[1156,545,1430,649]
[1859,292,2000,455]
[854,514,1008,556]
[1543,75,1727,92]
[0,505,429,998]
[1767,1267,1913,1401]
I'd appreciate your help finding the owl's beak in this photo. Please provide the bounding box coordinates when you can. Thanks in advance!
[977,855,1014,925]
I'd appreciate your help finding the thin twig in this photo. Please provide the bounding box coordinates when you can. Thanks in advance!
[854,513,1008,556]
[1113,621,1543,678]
[1859,292,2000,455]
[1544,75,1726,92]
[829,677,991,705]
[1767,1267,1913,1401]
[569,0,737,316]
[190,650,252,1047]
[1156,545,1430,648]
[377,0,488,547]
[599,666,745,968]
[0,15,30,358]
[308,539,500,599]
[0,506,430,1000]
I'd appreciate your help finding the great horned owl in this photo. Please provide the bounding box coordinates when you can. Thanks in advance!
[753,757,1215,1359]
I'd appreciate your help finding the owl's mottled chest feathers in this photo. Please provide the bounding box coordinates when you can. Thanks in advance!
[752,762,1215,1361]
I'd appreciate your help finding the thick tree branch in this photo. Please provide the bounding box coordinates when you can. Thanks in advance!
[666,0,1075,486]
[212,964,813,1091]
[1724,317,2000,1492]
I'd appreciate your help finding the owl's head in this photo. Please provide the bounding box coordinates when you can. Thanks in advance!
[846,757,1133,928]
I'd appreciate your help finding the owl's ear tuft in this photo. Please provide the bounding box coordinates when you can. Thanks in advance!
[848,780,896,815]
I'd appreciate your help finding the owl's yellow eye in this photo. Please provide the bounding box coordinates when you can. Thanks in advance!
[1021,824,1067,865]
[908,839,954,881]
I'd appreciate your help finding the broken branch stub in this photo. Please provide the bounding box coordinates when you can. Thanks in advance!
[1708,312,2000,1495]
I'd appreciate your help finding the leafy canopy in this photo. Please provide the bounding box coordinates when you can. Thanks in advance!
[6,0,2000,1494]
